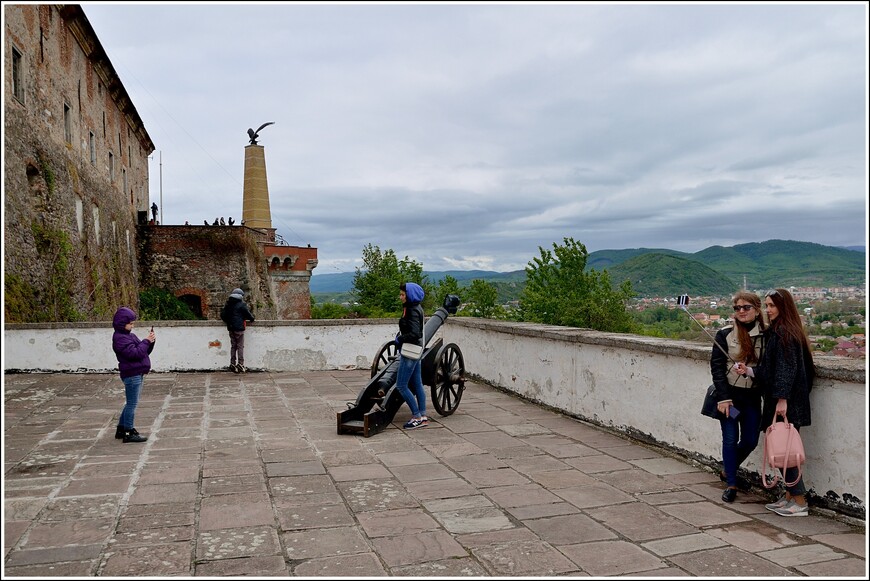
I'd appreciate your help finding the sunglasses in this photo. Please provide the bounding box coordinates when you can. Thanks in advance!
[766,289,780,298]
[732,305,754,312]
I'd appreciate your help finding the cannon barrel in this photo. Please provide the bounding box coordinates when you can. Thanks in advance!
[337,294,461,437]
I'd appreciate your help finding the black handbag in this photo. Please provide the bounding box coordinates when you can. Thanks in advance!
[701,384,719,419]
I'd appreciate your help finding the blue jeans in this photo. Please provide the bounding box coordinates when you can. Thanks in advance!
[719,404,761,487]
[119,375,143,430]
[395,354,426,418]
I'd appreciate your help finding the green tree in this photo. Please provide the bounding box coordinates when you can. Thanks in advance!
[430,275,463,311]
[463,279,506,319]
[138,288,199,320]
[352,244,425,315]
[518,237,635,332]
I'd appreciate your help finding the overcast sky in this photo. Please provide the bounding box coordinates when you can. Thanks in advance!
[82,2,867,274]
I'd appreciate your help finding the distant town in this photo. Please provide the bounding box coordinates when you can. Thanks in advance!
[633,286,866,359]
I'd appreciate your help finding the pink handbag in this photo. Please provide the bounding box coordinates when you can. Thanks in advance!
[761,416,805,489]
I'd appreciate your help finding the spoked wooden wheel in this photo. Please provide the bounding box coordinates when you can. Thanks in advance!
[431,343,465,416]
[371,341,398,378]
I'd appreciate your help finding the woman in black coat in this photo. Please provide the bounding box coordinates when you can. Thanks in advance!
[737,288,814,517]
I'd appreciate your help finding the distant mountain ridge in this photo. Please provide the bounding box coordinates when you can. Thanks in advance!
[310,240,865,297]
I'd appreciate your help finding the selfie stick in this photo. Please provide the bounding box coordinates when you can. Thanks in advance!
[677,294,736,364]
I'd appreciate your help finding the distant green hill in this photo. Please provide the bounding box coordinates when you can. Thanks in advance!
[694,240,866,288]
[607,254,736,297]
[311,240,865,300]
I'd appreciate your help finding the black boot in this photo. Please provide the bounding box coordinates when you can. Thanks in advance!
[115,426,125,439]
[123,430,147,443]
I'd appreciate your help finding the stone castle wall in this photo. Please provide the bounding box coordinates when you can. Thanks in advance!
[137,225,278,320]
[4,5,154,322]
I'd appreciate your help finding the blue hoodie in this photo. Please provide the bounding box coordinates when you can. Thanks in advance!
[403,282,425,304]
[398,283,425,347]
[112,307,154,379]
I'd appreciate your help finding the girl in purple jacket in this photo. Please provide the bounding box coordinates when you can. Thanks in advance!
[112,307,155,443]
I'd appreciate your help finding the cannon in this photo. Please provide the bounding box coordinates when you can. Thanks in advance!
[337,295,466,437]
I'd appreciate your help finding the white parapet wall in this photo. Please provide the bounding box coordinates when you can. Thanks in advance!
[4,317,865,518]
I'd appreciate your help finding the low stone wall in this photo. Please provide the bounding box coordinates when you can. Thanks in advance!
[4,317,865,519]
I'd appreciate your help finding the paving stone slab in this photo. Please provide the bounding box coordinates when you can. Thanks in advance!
[552,482,635,509]
[201,473,268,496]
[430,506,515,534]
[111,525,195,546]
[390,462,456,483]
[470,539,579,576]
[281,525,370,560]
[796,556,867,577]
[2,560,97,577]
[5,543,104,567]
[265,460,326,477]
[391,556,490,576]
[22,518,114,548]
[356,507,441,538]
[337,478,421,512]
[199,499,276,532]
[668,546,793,577]
[704,520,802,552]
[292,552,388,577]
[195,554,289,576]
[275,503,355,531]
[404,476,480,501]
[371,530,468,567]
[757,543,847,567]
[522,512,618,545]
[642,532,728,557]
[196,525,282,561]
[526,469,597,490]
[558,539,668,576]
[38,496,121,522]
[128,482,198,505]
[56,475,132,496]
[483,482,564,508]
[658,501,754,528]
[585,502,699,542]
[810,532,867,557]
[505,501,580,520]
[100,542,192,576]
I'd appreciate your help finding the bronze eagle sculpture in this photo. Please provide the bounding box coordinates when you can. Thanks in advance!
[247,122,275,145]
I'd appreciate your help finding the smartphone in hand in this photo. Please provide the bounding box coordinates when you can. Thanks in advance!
[729,406,740,418]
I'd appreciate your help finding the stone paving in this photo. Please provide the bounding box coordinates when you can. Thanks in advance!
[2,370,866,577]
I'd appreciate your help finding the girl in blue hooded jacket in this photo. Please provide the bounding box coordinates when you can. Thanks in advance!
[395,282,428,429]
[111,307,154,443]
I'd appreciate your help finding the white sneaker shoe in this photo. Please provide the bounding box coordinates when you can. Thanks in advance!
[765,496,789,512]
[772,500,808,517]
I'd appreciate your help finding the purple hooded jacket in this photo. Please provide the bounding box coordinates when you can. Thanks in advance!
[112,307,154,379]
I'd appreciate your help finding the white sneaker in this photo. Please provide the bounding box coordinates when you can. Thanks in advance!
[765,496,789,512]
[772,500,808,517]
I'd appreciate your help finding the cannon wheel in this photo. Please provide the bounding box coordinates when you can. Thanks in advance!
[371,341,398,378]
[431,343,465,416]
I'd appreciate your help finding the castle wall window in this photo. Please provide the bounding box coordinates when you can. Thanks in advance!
[89,131,96,165]
[123,168,128,196]
[93,206,101,245]
[75,198,83,234]
[63,102,72,144]
[12,46,25,103]
[109,152,115,181]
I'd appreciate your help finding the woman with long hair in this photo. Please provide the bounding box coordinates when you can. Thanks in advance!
[737,288,814,516]
[710,291,765,503]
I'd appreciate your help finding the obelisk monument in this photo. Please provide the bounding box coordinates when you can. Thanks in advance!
[242,122,276,241]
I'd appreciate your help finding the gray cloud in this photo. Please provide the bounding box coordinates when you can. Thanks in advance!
[84,3,867,273]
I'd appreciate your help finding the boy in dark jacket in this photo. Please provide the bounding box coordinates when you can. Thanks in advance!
[112,307,154,443]
[221,288,255,373]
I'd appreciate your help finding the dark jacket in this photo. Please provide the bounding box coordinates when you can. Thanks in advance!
[754,328,814,429]
[112,307,154,379]
[397,282,425,347]
[710,324,764,406]
[221,297,255,332]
